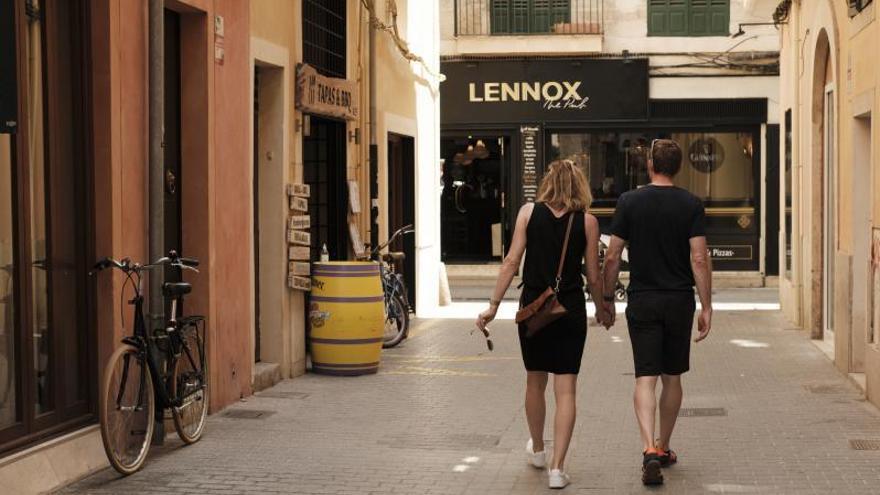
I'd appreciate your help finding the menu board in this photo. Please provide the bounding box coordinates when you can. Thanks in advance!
[520,125,541,203]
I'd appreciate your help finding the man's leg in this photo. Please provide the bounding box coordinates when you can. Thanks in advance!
[633,375,658,452]
[657,374,682,450]
[525,371,549,452]
[551,373,578,470]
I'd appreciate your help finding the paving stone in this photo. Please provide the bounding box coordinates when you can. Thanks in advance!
[59,301,880,494]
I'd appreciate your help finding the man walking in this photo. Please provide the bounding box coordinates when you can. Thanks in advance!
[601,139,713,485]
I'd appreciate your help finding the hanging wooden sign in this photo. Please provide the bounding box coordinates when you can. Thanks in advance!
[288,229,311,246]
[289,215,311,230]
[288,245,311,261]
[295,63,359,121]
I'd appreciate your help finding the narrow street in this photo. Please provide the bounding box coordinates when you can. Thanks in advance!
[62,291,880,495]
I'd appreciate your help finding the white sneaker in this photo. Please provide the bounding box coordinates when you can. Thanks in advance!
[548,469,570,489]
[526,439,546,468]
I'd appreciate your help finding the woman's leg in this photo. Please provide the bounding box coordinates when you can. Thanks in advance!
[525,371,549,452]
[551,373,578,470]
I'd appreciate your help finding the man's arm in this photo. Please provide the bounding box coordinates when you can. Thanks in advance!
[689,235,712,342]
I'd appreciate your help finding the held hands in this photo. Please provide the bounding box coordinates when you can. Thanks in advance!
[595,300,615,330]
[694,307,712,342]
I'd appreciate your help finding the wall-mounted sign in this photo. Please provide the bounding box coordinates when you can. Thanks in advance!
[289,261,311,276]
[440,58,648,125]
[288,229,311,246]
[689,138,726,173]
[520,125,541,203]
[708,245,752,261]
[295,63,359,121]
[289,196,309,212]
[349,222,365,258]
[1,0,17,134]
[348,180,361,214]
[289,215,311,230]
[289,245,311,261]
[288,183,310,198]
[288,275,311,291]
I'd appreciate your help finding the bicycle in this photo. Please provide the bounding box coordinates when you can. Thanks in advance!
[369,224,414,348]
[91,250,208,475]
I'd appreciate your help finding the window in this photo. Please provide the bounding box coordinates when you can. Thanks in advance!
[648,0,729,36]
[784,109,792,278]
[849,0,874,17]
[490,0,571,34]
[302,0,346,79]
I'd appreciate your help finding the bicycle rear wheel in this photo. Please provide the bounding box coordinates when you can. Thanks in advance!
[171,320,208,444]
[99,344,155,475]
[382,294,409,348]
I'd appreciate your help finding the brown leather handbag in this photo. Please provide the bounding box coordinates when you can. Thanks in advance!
[515,212,575,337]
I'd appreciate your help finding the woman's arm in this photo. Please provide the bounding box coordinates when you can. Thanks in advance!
[583,213,607,326]
[476,203,533,330]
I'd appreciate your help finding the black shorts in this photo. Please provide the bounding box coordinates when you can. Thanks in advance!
[626,291,696,377]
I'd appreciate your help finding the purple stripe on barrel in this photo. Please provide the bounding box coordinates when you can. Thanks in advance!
[312,263,379,273]
[310,337,384,345]
[311,361,380,368]
[312,366,379,376]
[310,295,384,303]
[312,271,379,278]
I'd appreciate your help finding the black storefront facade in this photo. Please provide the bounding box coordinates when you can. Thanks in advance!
[440,57,777,274]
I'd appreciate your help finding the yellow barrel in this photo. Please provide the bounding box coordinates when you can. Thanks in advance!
[309,262,384,375]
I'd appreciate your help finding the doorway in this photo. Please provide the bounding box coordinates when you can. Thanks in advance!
[164,9,182,287]
[823,85,836,345]
[388,133,416,309]
[303,117,348,261]
[440,135,510,263]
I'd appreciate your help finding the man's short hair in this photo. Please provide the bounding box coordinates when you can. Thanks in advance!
[651,139,682,177]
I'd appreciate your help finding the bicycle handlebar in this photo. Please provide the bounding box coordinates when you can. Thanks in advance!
[91,251,200,276]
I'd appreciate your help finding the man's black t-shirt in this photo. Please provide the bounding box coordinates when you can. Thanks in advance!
[610,185,706,293]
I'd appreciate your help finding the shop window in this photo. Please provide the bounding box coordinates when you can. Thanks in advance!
[490,0,571,34]
[549,129,759,270]
[303,0,346,79]
[648,0,729,37]
[784,109,793,278]
[0,136,15,430]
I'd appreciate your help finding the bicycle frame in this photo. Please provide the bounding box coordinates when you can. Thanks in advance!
[104,259,205,411]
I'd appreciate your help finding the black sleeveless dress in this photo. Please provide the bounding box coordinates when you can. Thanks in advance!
[518,203,588,375]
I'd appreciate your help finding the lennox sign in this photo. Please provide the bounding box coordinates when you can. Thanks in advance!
[441,58,648,125]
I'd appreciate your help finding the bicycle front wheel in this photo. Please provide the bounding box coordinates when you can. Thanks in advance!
[99,344,155,475]
[172,320,208,444]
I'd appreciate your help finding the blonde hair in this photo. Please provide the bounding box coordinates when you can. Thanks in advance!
[535,159,593,212]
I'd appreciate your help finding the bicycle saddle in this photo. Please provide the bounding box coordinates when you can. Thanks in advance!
[162,282,192,297]
[382,252,405,262]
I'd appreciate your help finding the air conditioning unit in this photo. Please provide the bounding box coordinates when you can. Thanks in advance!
[849,0,874,17]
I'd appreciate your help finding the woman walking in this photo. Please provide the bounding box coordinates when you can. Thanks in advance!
[476,160,608,489]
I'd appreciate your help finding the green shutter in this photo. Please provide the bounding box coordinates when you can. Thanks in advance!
[648,0,689,36]
[690,0,729,36]
[490,0,571,34]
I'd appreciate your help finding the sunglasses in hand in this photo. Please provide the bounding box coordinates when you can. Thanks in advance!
[471,326,494,352]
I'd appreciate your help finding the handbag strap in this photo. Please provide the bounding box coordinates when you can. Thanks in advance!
[554,212,576,292]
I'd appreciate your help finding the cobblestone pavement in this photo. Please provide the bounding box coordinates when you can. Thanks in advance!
[62,299,880,494]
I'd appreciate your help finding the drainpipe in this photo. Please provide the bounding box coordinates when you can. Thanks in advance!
[147,0,165,444]
[369,8,379,251]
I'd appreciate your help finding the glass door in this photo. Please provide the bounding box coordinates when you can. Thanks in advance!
[440,134,509,263]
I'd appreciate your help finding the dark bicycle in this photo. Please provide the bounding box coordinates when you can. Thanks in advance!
[92,250,207,475]
[370,224,414,348]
